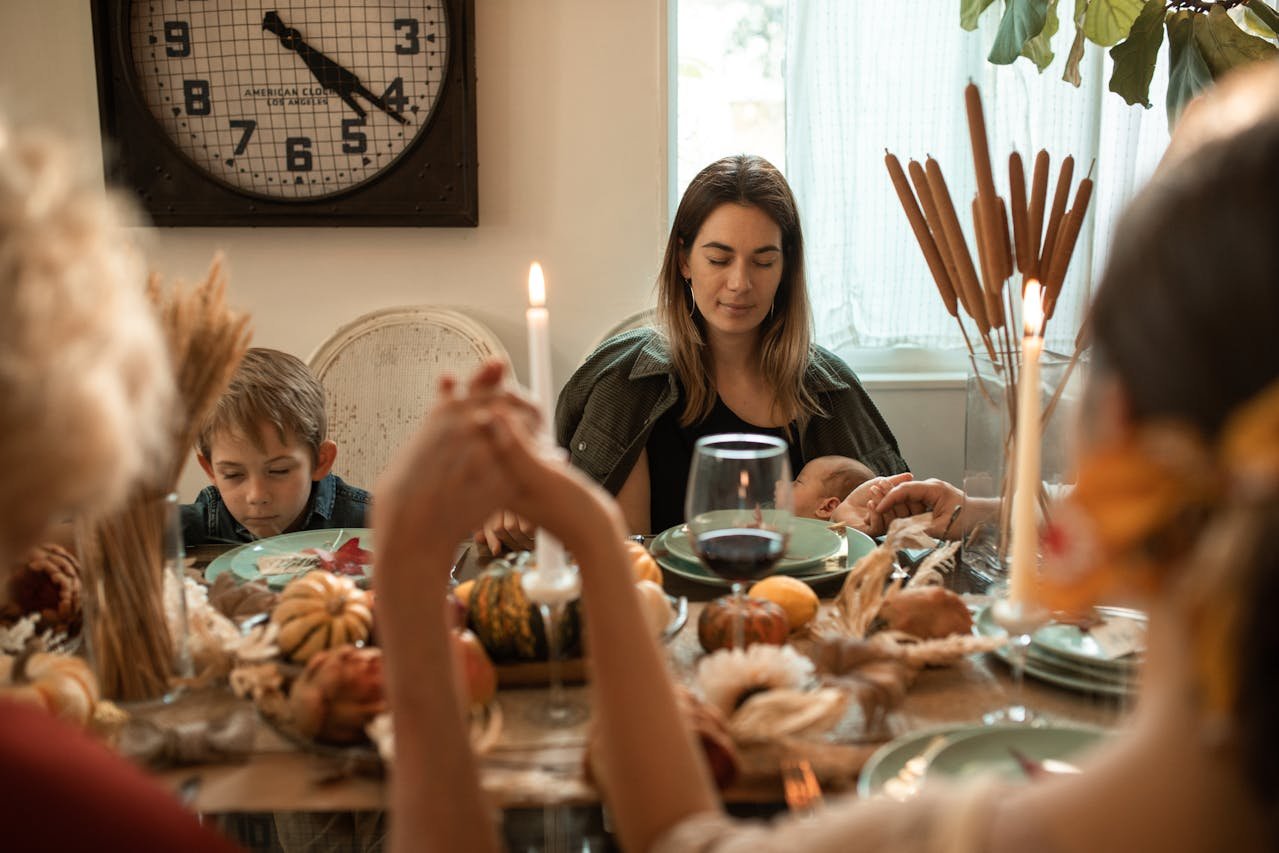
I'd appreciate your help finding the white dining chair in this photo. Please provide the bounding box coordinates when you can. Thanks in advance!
[581,307,656,364]
[308,306,510,490]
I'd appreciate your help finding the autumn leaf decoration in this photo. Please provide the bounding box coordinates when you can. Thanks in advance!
[962,0,1279,123]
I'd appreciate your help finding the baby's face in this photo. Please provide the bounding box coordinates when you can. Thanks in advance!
[203,422,319,539]
[791,463,828,519]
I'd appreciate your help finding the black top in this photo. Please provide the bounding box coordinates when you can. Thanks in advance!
[645,386,805,534]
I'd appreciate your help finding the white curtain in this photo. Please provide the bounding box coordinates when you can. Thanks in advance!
[785,0,1170,357]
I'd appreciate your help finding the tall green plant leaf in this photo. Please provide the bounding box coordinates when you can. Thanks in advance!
[1062,0,1091,86]
[1194,4,1277,77]
[1108,0,1165,106]
[990,0,1052,64]
[1247,2,1279,37]
[1239,7,1276,39]
[1166,11,1214,125]
[962,0,998,31]
[1084,0,1144,46]
[1022,0,1061,70]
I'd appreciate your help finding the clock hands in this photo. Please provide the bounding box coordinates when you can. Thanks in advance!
[262,11,408,125]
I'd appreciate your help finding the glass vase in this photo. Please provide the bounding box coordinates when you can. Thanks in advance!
[960,351,1086,591]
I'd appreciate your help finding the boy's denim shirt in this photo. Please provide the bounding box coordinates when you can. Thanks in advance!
[180,473,371,546]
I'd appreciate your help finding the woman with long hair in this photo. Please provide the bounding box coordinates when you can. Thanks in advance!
[552,154,906,536]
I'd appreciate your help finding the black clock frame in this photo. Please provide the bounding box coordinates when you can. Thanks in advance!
[90,0,478,227]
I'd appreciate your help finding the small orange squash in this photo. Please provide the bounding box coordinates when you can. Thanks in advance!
[0,648,99,726]
[271,571,373,662]
[697,595,789,653]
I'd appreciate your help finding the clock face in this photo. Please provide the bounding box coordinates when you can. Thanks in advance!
[127,0,448,201]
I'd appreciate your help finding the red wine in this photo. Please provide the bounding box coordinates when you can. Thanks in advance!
[694,528,786,582]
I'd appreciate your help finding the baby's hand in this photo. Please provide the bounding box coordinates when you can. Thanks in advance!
[832,472,914,536]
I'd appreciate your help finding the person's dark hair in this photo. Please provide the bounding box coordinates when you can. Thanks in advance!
[655,154,819,427]
[1090,119,1279,438]
[1091,116,1279,842]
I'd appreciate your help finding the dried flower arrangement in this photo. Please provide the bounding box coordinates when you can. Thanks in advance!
[75,257,251,701]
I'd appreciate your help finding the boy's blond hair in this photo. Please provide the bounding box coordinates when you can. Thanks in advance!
[197,348,327,461]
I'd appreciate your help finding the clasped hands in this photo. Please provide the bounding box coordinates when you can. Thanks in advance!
[831,474,970,539]
[372,361,620,587]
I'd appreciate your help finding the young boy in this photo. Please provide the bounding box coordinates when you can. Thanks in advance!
[181,348,370,545]
[791,455,874,520]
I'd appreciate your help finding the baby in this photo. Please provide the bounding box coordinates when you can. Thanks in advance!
[181,348,370,545]
[791,455,874,520]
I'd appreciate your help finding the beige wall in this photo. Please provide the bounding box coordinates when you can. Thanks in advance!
[3,1,669,498]
[2,1,964,500]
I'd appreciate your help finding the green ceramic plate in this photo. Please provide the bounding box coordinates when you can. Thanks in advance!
[857,723,970,799]
[926,723,1106,784]
[228,528,375,589]
[974,606,1138,697]
[652,526,875,589]
[1031,605,1146,669]
[203,541,253,584]
[659,516,844,574]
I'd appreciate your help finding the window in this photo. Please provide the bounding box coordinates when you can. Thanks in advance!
[674,0,1171,371]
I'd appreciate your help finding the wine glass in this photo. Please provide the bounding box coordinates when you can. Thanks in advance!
[983,582,1049,725]
[519,545,588,727]
[685,434,794,649]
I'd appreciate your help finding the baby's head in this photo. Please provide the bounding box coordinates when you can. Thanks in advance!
[792,455,874,520]
[196,348,337,539]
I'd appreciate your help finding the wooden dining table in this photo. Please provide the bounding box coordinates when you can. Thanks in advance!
[146,542,1132,843]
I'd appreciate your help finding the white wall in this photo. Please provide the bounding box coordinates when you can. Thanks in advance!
[1,0,964,500]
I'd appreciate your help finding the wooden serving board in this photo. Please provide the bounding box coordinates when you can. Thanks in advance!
[495,657,589,687]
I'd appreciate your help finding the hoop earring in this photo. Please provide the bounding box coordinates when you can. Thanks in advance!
[686,278,696,317]
[769,301,775,319]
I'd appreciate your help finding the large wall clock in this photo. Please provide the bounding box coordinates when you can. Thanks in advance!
[91,0,477,226]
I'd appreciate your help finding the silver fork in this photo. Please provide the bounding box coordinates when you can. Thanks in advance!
[781,755,824,816]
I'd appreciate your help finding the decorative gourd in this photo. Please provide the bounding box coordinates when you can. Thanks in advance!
[288,645,385,744]
[621,540,663,587]
[271,571,373,663]
[0,647,99,726]
[698,595,789,653]
[748,575,820,631]
[634,580,673,638]
[6,543,82,630]
[466,561,581,663]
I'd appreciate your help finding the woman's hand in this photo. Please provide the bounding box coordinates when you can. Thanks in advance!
[373,361,540,586]
[872,478,990,540]
[830,472,915,536]
[475,510,537,555]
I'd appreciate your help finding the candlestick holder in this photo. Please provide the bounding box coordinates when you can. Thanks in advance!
[983,594,1050,725]
[518,553,588,727]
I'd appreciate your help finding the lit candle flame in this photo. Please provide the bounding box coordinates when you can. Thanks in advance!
[528,261,546,308]
[1023,280,1044,339]
[739,469,749,501]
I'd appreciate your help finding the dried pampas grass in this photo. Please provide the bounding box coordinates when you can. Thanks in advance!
[77,257,251,700]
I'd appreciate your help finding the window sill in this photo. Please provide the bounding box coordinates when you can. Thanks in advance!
[857,371,967,391]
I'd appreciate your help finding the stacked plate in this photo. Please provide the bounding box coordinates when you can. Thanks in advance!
[974,604,1144,697]
[650,518,876,588]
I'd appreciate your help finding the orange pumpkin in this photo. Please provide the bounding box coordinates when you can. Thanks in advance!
[0,648,98,726]
[697,596,789,653]
[622,540,663,587]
